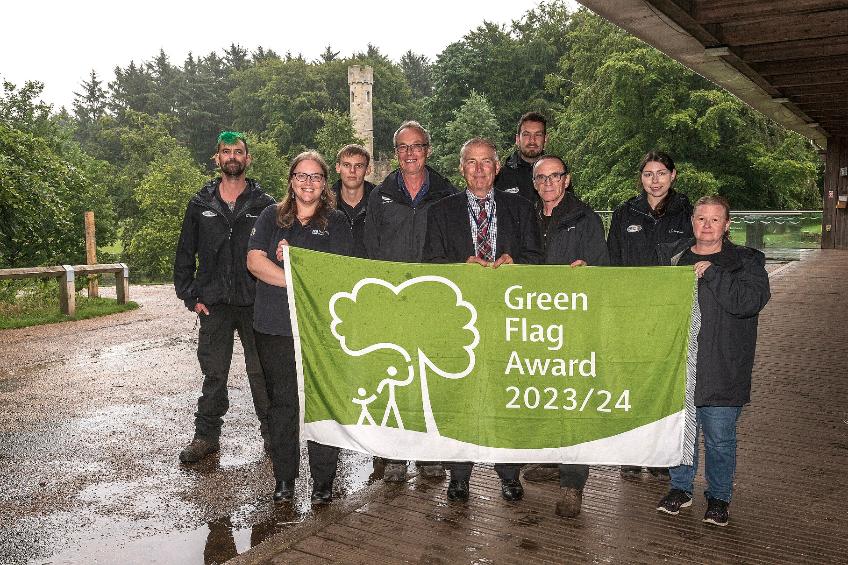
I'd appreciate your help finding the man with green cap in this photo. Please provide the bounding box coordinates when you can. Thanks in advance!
[174,132,276,463]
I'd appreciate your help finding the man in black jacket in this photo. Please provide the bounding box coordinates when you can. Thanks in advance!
[363,120,457,482]
[424,137,543,503]
[332,144,374,258]
[173,132,275,464]
[494,111,548,204]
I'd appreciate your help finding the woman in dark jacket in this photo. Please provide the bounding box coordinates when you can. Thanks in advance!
[607,151,693,266]
[247,151,353,505]
[609,150,693,477]
[655,195,770,527]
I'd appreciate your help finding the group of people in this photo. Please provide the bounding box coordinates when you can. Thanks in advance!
[173,112,770,528]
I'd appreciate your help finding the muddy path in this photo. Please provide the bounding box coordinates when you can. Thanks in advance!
[0,285,376,564]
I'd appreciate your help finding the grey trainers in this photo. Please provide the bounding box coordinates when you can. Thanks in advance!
[523,463,559,483]
[179,437,220,463]
[555,487,583,518]
[417,462,446,478]
[383,461,408,482]
[703,496,729,526]
[657,488,692,515]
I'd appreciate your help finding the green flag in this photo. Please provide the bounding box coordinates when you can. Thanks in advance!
[285,247,697,466]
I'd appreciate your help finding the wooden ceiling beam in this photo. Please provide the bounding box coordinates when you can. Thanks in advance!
[694,1,848,24]
[751,56,848,77]
[769,69,848,88]
[738,36,848,63]
[781,83,848,96]
[713,9,848,46]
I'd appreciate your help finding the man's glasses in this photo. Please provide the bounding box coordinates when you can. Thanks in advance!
[533,171,567,184]
[395,143,429,154]
[293,172,325,183]
[642,170,670,180]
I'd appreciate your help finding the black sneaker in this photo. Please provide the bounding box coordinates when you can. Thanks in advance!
[657,488,692,515]
[703,496,729,526]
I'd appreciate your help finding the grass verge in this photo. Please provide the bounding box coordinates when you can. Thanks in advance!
[0,295,139,330]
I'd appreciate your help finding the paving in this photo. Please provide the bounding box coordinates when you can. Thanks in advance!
[1,251,846,564]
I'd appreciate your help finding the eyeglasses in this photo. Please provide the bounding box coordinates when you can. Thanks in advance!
[533,171,567,184]
[642,170,670,180]
[340,162,366,171]
[395,143,429,154]
[292,172,325,183]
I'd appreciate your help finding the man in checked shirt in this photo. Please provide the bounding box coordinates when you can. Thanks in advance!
[423,137,543,503]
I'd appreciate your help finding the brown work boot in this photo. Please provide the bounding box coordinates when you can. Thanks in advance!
[179,436,220,463]
[523,463,558,483]
[555,487,583,518]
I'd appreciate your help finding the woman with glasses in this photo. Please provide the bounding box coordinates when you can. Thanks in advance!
[655,195,769,526]
[607,150,693,477]
[247,151,352,505]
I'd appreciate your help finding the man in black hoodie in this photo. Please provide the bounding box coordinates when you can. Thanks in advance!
[363,120,458,482]
[173,132,275,464]
[494,111,548,204]
[332,144,374,257]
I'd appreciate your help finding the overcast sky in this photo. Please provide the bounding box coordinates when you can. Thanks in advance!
[4,0,580,111]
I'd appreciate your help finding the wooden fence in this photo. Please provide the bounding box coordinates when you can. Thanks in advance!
[0,263,129,316]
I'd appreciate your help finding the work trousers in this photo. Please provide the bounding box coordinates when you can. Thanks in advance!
[194,304,269,440]
[447,462,522,482]
[254,332,339,483]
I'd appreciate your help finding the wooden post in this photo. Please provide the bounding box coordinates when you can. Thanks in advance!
[59,265,76,316]
[84,211,99,298]
[116,263,129,304]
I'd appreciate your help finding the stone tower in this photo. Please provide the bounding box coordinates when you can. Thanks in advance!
[348,65,374,161]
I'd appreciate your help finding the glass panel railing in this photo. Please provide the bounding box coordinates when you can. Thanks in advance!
[597,210,822,260]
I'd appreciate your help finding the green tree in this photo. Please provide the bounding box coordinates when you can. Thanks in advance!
[125,146,208,278]
[246,134,288,200]
[432,91,501,186]
[314,111,365,186]
[400,51,433,98]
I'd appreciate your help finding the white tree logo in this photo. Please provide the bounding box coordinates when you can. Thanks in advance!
[329,276,479,434]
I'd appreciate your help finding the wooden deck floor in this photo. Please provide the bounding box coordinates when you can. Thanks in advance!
[232,250,848,565]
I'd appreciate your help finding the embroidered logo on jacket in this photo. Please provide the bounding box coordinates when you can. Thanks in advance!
[669,229,683,234]
[504,187,519,194]
[626,225,642,233]
[311,229,329,236]
[202,210,217,217]
[381,196,394,204]
[247,214,258,218]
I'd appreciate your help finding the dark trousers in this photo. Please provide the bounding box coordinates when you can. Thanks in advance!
[254,332,339,483]
[447,462,522,482]
[559,464,589,489]
[195,304,269,440]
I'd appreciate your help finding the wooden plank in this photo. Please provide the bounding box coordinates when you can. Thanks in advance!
[0,266,66,280]
[781,82,848,96]
[768,68,848,88]
[72,263,125,274]
[739,35,848,63]
[115,264,129,304]
[751,55,848,77]
[694,0,848,24]
[714,9,848,46]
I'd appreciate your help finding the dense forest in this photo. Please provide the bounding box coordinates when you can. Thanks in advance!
[0,2,822,278]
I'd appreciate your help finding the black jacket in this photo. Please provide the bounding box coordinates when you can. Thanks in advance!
[538,191,609,266]
[332,179,375,258]
[363,166,457,262]
[423,190,543,265]
[658,238,771,406]
[607,190,693,266]
[173,178,275,310]
[494,150,539,204]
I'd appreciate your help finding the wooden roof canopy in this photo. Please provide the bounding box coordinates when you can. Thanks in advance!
[577,1,848,149]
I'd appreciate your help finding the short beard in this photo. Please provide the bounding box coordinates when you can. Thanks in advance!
[221,160,246,178]
[520,146,543,160]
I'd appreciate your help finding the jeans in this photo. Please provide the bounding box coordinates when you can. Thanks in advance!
[254,331,339,483]
[195,304,269,440]
[669,406,742,503]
